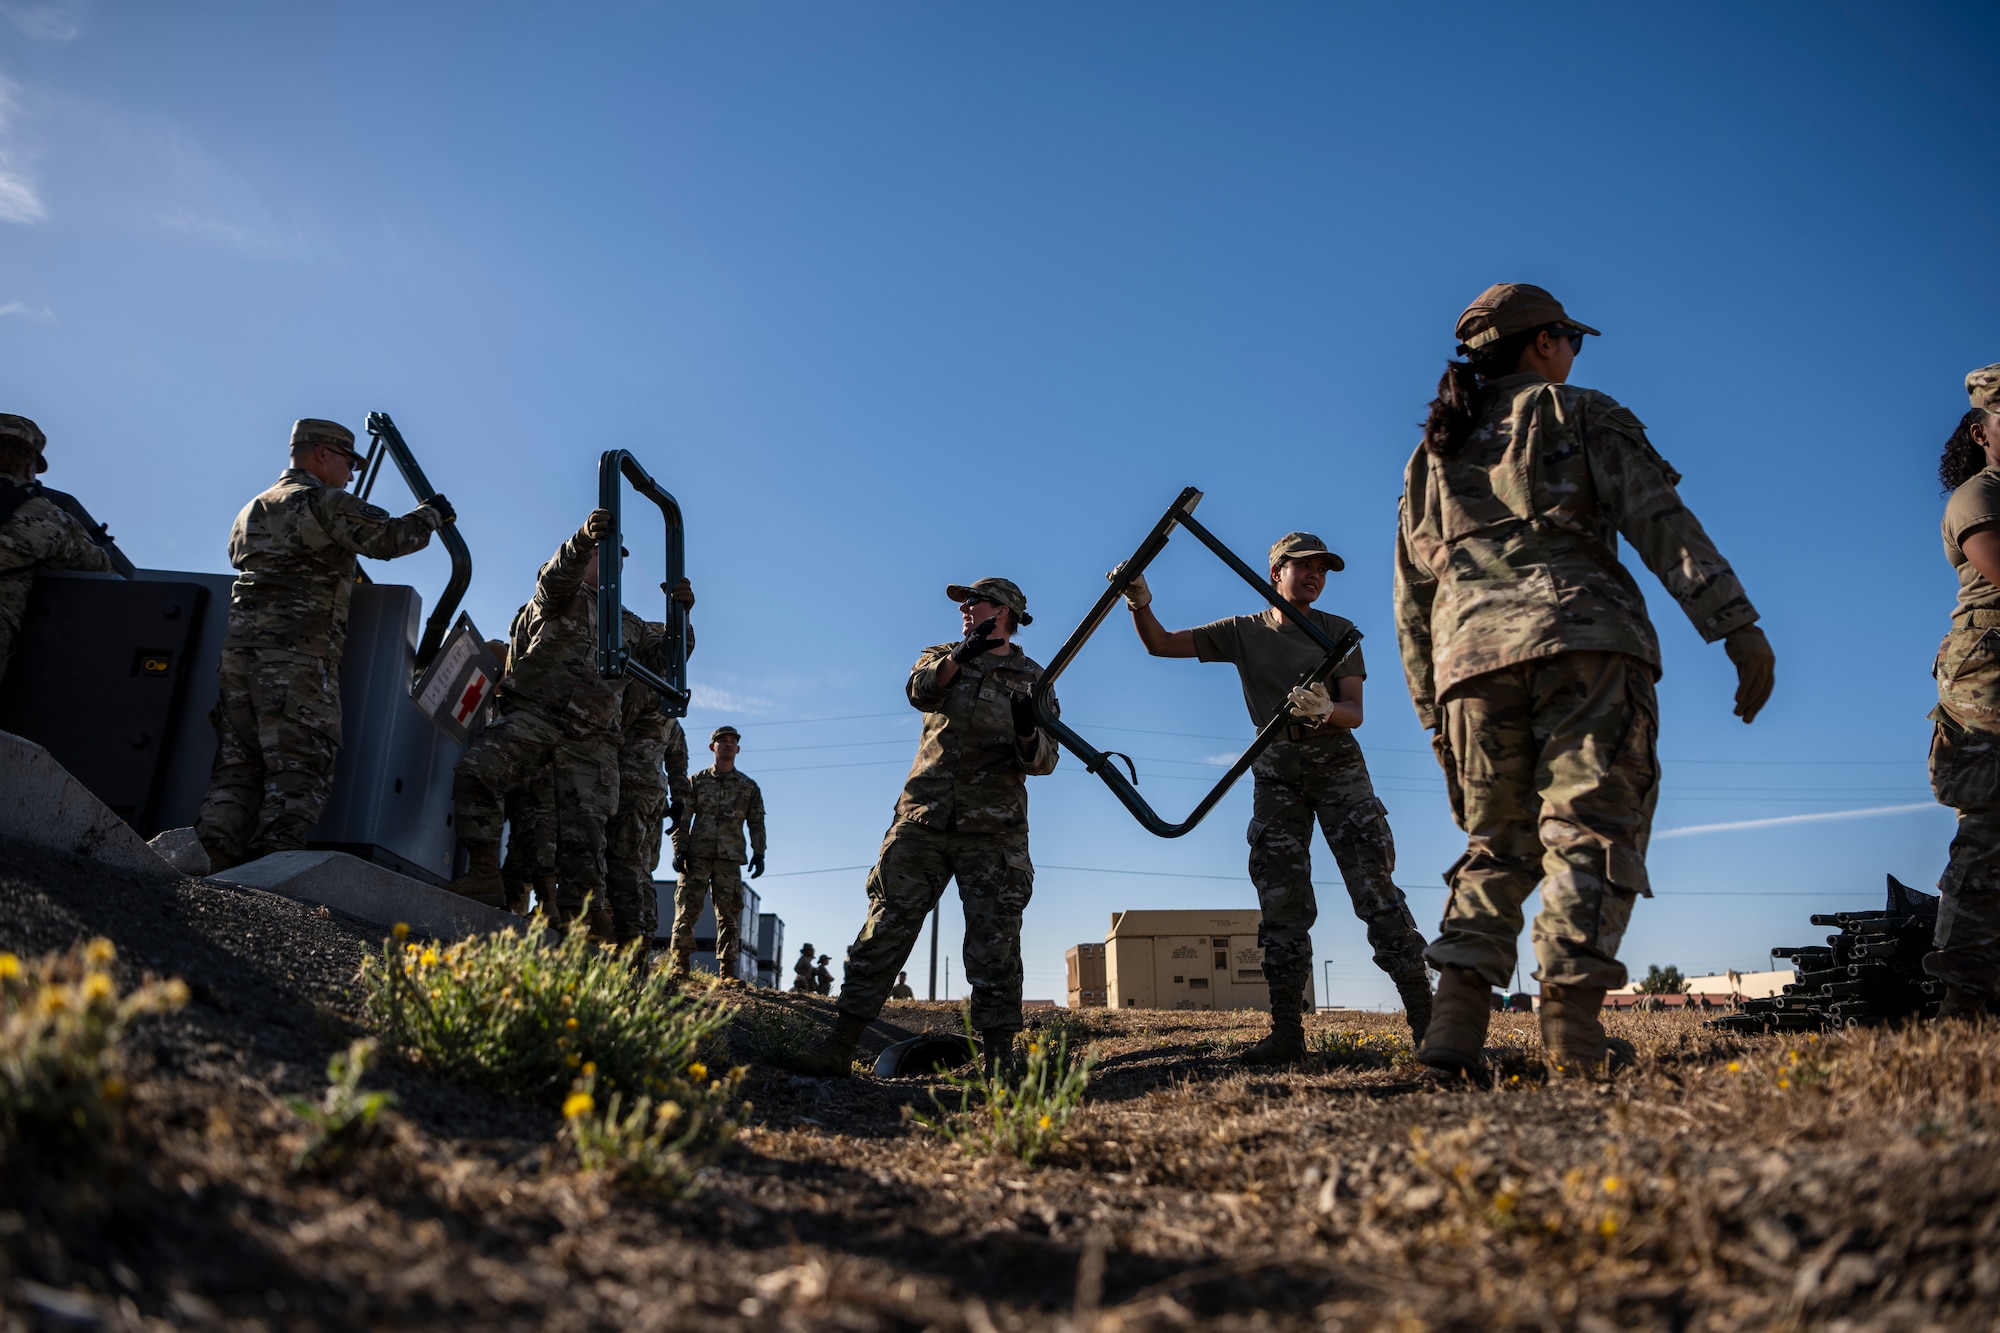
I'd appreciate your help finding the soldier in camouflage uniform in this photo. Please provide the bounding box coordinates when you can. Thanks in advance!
[668,725,765,977]
[0,415,118,691]
[605,602,695,945]
[196,420,450,870]
[1395,284,1774,1081]
[1928,363,2000,1016]
[450,510,668,920]
[494,612,558,916]
[793,577,1060,1077]
[1113,532,1432,1062]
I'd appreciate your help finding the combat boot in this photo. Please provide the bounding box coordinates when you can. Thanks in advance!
[1240,991,1307,1066]
[1935,986,1996,1020]
[980,1027,1021,1082]
[447,843,506,908]
[1392,967,1434,1044]
[791,1012,871,1078]
[1417,965,1492,1083]
[1538,983,1635,1080]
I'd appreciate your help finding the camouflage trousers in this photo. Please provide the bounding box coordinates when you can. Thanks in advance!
[1927,627,2000,999]
[839,819,1032,1032]
[196,648,342,865]
[1427,651,1658,991]
[671,856,745,976]
[606,783,668,941]
[453,704,618,917]
[501,767,557,910]
[1248,735,1427,1001]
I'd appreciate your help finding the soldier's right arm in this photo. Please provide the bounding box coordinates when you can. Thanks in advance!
[531,515,606,612]
[906,644,954,711]
[38,505,118,576]
[1392,493,1441,731]
[314,489,443,562]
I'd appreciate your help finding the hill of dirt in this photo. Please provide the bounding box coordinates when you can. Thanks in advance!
[3,832,1998,1331]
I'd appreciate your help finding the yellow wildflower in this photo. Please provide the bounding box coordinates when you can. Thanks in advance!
[1726,1061,1741,1073]
[392,922,410,941]
[164,979,190,1006]
[39,988,66,1014]
[1601,1176,1622,1194]
[1492,1191,1518,1215]
[1037,1114,1052,1130]
[582,1062,596,1076]
[82,973,113,1002]
[1777,1077,1791,1090]
[655,1101,683,1127]
[687,1062,707,1081]
[565,1016,579,1031]
[419,947,440,966]
[85,938,116,965]
[562,1092,594,1119]
[1599,1213,1619,1239]
[565,1053,581,1069]
[727,1065,747,1081]
[99,1076,126,1101]
[0,953,18,980]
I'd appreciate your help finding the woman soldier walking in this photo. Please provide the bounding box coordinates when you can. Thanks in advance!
[1929,364,2000,1017]
[1394,283,1776,1081]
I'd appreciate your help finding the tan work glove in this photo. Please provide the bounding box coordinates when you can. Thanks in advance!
[1286,680,1336,721]
[666,576,695,610]
[583,508,614,541]
[1724,624,1775,724]
[1107,566,1152,610]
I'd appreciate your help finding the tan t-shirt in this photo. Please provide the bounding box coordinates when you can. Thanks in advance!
[1944,467,2000,615]
[1191,606,1365,728]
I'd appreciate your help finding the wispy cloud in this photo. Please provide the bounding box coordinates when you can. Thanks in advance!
[0,77,46,224]
[690,683,776,715]
[0,0,87,45]
[1654,802,1938,840]
[0,300,53,319]
[1199,751,1242,766]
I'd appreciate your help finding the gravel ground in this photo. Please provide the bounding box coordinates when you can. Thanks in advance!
[2,834,1998,1332]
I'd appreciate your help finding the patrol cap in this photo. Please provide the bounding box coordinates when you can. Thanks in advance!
[1455,283,1601,356]
[1968,363,2000,412]
[1268,531,1344,573]
[290,418,358,453]
[0,414,47,473]
[710,725,741,743]
[946,576,1032,625]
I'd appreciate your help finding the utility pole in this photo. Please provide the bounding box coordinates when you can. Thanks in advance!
[1321,959,1333,1012]
[928,906,939,1001]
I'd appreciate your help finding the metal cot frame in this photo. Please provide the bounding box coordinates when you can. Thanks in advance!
[593,449,691,716]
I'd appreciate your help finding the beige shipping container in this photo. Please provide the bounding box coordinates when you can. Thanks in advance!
[1066,942,1107,1008]
[1105,910,1305,1012]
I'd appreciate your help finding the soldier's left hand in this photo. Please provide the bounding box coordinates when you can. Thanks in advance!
[419,493,456,524]
[1724,624,1775,724]
[1010,690,1039,738]
[667,800,684,835]
[750,853,765,879]
[1286,681,1337,720]
[664,577,695,610]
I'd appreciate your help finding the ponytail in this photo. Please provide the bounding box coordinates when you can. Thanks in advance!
[1420,328,1544,455]
[1940,408,1989,494]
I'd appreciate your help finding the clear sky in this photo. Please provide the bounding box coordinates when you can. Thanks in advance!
[3,1,1996,1006]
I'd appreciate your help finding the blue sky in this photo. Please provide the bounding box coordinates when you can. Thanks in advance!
[3,1,1996,1005]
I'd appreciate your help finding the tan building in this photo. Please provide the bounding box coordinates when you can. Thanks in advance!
[1105,910,1307,1012]
[1066,942,1107,1008]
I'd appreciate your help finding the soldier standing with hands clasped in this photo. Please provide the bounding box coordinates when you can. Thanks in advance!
[196,420,451,871]
[1927,363,2000,1017]
[1114,533,1432,1063]
[1395,283,1774,1082]
[668,726,765,979]
[792,577,1059,1078]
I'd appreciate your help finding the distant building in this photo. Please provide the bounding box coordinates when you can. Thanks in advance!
[652,880,785,987]
[1103,910,1311,1013]
[1066,942,1107,1008]
[1604,967,1793,1009]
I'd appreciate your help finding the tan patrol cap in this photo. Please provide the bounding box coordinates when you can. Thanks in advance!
[1456,283,1601,356]
[1268,531,1344,572]
[946,576,1032,625]
[0,414,47,473]
[1968,363,2000,412]
[290,418,358,452]
[710,725,741,743]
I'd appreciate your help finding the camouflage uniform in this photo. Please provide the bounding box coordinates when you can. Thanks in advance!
[1928,362,2000,1003]
[605,606,693,942]
[1395,371,1759,989]
[497,603,557,912]
[0,412,116,684]
[835,629,1060,1034]
[453,521,653,920]
[197,433,441,865]
[670,761,764,975]
[1194,603,1428,1005]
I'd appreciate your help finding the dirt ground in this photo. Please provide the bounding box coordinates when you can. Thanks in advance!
[3,834,1999,1332]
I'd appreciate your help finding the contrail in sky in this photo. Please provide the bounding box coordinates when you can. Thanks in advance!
[1654,802,1939,840]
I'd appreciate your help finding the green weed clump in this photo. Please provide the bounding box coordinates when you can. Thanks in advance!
[288,1038,398,1173]
[1307,1027,1406,1070]
[0,939,187,1153]
[361,919,735,1103]
[916,1023,1096,1168]
[559,1058,747,1196]
[739,998,821,1067]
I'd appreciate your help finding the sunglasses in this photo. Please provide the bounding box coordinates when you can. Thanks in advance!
[962,597,1001,612]
[1547,326,1586,354]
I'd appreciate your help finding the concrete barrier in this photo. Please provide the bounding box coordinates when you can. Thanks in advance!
[0,730,175,877]
[215,849,524,942]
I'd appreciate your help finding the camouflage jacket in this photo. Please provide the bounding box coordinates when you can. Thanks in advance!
[1394,373,1759,728]
[616,608,692,807]
[679,767,764,863]
[0,485,116,681]
[895,642,1059,835]
[501,527,665,736]
[222,468,441,657]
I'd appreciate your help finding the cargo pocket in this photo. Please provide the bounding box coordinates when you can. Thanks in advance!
[998,843,1034,915]
[1929,707,2000,812]
[283,679,343,748]
[1939,630,2000,731]
[1334,796,1396,874]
